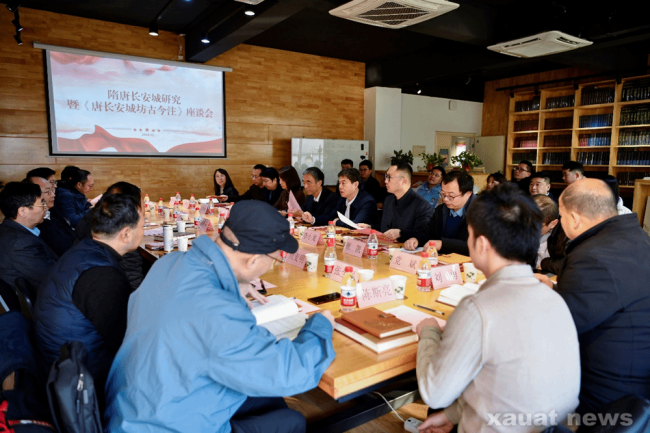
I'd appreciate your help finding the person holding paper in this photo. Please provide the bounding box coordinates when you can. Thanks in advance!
[53,166,95,228]
[536,179,650,418]
[404,171,475,255]
[379,161,432,242]
[302,168,377,229]
[274,165,305,214]
[415,183,580,432]
[292,167,338,221]
[104,200,336,433]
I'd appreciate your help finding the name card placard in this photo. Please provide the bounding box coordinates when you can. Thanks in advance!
[389,250,419,275]
[300,229,324,246]
[182,199,190,209]
[330,261,360,283]
[169,197,176,208]
[199,204,208,215]
[197,218,214,232]
[431,263,463,290]
[357,278,396,309]
[342,238,367,258]
[285,248,309,269]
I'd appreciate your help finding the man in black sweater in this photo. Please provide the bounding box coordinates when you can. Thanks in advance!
[377,162,432,243]
[290,167,338,225]
[233,164,267,203]
[358,160,384,204]
[404,171,475,255]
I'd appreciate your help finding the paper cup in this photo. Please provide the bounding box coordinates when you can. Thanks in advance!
[464,263,477,283]
[176,221,186,232]
[390,275,407,300]
[389,248,399,262]
[177,236,189,252]
[342,236,351,246]
[297,226,307,237]
[305,253,319,272]
[163,208,171,219]
[181,213,190,221]
[358,269,374,282]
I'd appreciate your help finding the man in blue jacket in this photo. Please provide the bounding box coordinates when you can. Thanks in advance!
[104,201,336,433]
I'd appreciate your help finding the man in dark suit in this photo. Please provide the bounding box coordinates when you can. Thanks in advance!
[302,168,377,229]
[0,182,58,300]
[358,160,383,203]
[290,167,338,225]
[404,171,475,255]
[25,174,75,257]
[233,164,267,202]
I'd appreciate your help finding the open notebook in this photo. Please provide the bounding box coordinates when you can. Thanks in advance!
[251,295,308,341]
[436,282,481,307]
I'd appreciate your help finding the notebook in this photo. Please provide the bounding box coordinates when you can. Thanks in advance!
[334,318,418,354]
[436,283,481,307]
[341,307,412,338]
[251,295,308,341]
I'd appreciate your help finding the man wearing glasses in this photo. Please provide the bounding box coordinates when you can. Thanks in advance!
[0,182,58,298]
[25,174,75,257]
[512,160,533,194]
[404,171,475,255]
[232,164,267,202]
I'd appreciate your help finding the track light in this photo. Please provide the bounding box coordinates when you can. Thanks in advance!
[6,1,20,13]
[149,20,158,36]
[201,33,210,44]
[14,33,22,45]
[417,89,422,94]
[244,10,255,16]
[12,10,22,31]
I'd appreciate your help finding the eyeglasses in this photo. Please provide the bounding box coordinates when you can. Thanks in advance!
[42,189,54,195]
[514,167,530,173]
[384,174,403,182]
[29,202,48,209]
[266,252,283,264]
[251,175,260,179]
[440,192,464,201]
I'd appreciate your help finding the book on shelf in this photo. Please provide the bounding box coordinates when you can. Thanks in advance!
[251,295,309,341]
[436,282,481,307]
[341,307,412,338]
[334,318,418,354]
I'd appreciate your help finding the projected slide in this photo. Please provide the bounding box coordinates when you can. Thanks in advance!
[46,50,225,157]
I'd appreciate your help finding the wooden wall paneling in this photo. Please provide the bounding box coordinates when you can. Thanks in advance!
[0,8,365,205]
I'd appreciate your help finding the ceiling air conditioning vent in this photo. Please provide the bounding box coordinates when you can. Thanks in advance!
[329,0,459,29]
[488,31,592,58]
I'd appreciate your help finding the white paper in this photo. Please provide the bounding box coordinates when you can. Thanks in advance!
[385,305,446,331]
[288,191,301,212]
[90,193,103,206]
[337,212,360,230]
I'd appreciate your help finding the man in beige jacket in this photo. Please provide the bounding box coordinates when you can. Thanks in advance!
[416,183,580,433]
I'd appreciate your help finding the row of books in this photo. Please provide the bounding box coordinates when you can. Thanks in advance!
[619,129,650,146]
[579,113,613,128]
[620,107,650,126]
[545,117,573,130]
[516,138,537,148]
[581,86,615,106]
[621,79,650,102]
[618,171,650,186]
[514,96,540,112]
[514,119,538,131]
[577,151,609,165]
[543,134,572,147]
[578,133,611,147]
[512,151,536,164]
[617,150,650,166]
[546,95,574,109]
[542,152,570,165]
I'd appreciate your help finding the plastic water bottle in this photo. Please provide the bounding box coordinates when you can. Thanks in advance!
[428,241,439,266]
[194,209,201,227]
[326,221,336,241]
[217,211,226,233]
[323,238,337,278]
[175,191,181,202]
[287,213,295,235]
[341,266,357,313]
[143,194,150,205]
[207,199,214,215]
[189,194,196,206]
[173,200,180,220]
[157,198,164,216]
[417,252,432,292]
[366,230,378,260]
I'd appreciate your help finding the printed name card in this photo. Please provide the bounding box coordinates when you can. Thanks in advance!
[431,264,463,290]
[197,218,214,232]
[300,229,324,246]
[182,199,190,209]
[330,261,361,283]
[342,238,367,258]
[169,197,176,208]
[357,278,396,309]
[389,250,419,275]
[199,204,208,215]
[285,248,309,269]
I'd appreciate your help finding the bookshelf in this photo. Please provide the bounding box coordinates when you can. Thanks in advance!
[506,75,650,191]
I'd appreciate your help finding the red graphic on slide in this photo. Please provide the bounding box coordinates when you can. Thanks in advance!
[58,126,222,154]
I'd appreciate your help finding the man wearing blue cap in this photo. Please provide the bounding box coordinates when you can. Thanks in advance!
[104,201,336,433]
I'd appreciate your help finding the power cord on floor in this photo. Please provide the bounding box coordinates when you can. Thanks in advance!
[372,391,406,422]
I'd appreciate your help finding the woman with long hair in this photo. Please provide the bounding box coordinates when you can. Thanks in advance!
[274,166,306,214]
[213,168,239,200]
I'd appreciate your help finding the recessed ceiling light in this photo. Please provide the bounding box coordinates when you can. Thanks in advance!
[245,10,255,16]
[201,33,210,44]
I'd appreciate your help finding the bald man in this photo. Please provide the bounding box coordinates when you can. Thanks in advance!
[538,179,650,417]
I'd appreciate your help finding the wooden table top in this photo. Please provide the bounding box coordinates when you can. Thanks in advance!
[139,207,470,400]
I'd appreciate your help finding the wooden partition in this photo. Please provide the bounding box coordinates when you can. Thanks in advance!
[0,8,365,202]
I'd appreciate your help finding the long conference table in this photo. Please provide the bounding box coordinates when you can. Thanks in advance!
[139,206,470,431]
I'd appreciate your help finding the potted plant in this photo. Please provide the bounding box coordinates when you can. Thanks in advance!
[419,151,446,171]
[391,149,414,166]
[450,151,483,172]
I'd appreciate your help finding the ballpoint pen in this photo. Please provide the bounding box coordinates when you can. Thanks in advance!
[414,304,445,315]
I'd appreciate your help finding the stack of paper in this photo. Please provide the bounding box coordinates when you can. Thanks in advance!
[436,283,481,307]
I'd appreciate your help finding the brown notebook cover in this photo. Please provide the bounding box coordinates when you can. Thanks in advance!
[341,307,412,339]
[334,318,417,354]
